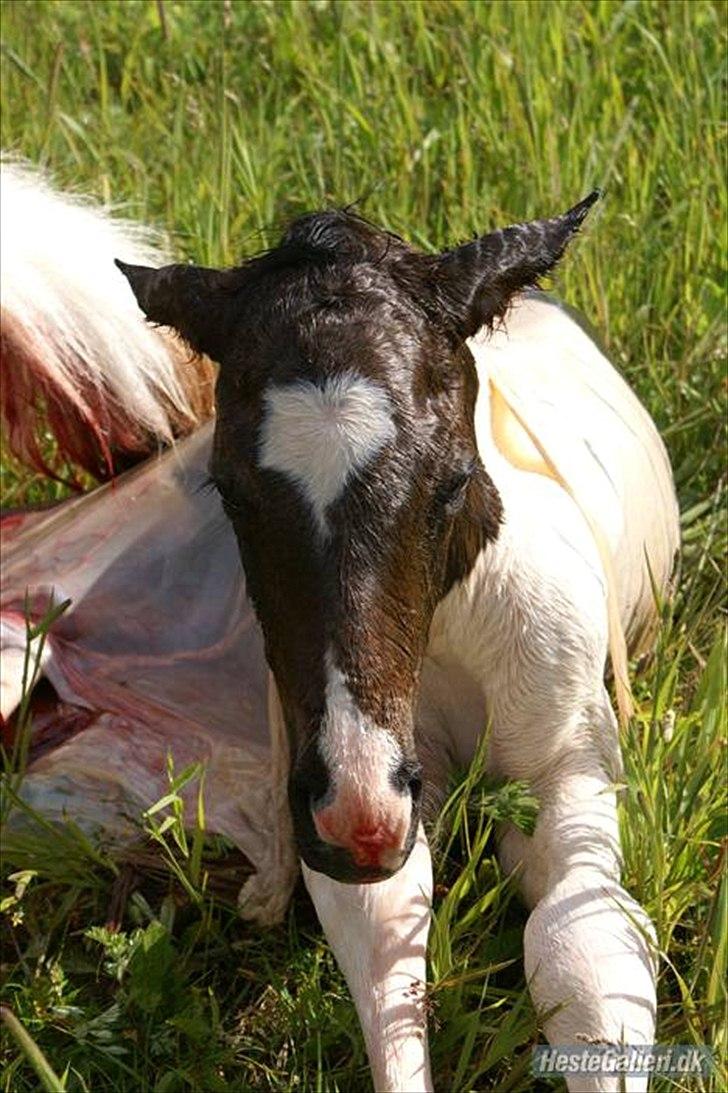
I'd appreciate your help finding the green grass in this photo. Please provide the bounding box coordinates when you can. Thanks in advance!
[1,0,726,1090]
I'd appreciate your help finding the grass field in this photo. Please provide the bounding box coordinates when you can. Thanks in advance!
[1,1,726,1090]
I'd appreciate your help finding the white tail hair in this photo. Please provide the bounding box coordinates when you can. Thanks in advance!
[0,160,213,482]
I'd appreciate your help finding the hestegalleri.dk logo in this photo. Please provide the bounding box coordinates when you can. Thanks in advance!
[532,1044,717,1078]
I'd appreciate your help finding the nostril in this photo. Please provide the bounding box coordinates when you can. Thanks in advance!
[391,758,423,801]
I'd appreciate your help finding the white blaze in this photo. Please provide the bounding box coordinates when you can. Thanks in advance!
[319,657,402,802]
[315,651,412,866]
[258,373,396,532]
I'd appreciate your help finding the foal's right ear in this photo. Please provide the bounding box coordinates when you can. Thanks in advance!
[115,260,231,360]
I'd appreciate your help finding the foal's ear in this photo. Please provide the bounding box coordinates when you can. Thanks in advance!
[432,191,600,339]
[115,260,229,359]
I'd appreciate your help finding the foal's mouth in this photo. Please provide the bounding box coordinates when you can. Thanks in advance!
[299,844,410,885]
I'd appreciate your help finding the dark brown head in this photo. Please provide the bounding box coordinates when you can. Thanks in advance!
[117,193,598,883]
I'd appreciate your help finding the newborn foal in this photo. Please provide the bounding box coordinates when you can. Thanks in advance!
[119,195,669,1092]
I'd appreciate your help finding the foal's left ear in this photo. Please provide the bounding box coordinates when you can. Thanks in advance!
[115,260,230,360]
[432,191,600,339]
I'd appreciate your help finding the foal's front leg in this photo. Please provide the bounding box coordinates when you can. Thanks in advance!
[498,694,657,1093]
[302,824,433,1093]
[462,502,659,1090]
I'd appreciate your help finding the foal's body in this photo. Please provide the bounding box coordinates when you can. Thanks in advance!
[1,167,680,1093]
[307,293,678,1092]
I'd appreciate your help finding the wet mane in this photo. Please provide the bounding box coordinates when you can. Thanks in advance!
[222,209,418,291]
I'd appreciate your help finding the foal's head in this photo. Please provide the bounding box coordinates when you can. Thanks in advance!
[119,193,597,883]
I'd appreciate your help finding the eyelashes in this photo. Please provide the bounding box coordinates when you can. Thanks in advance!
[202,473,246,516]
[204,467,262,517]
[434,462,477,513]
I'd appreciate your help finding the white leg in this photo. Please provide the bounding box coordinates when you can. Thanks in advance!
[509,762,657,1093]
[302,824,433,1093]
[455,511,658,1090]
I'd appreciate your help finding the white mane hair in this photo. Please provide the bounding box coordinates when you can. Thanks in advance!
[0,160,211,478]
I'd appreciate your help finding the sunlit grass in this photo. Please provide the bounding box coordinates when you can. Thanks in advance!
[1,1,725,1090]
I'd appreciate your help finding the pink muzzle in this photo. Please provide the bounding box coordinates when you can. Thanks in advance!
[313,801,411,871]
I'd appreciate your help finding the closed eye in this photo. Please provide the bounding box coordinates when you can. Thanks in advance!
[206,474,250,516]
[218,490,244,516]
[436,465,475,511]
